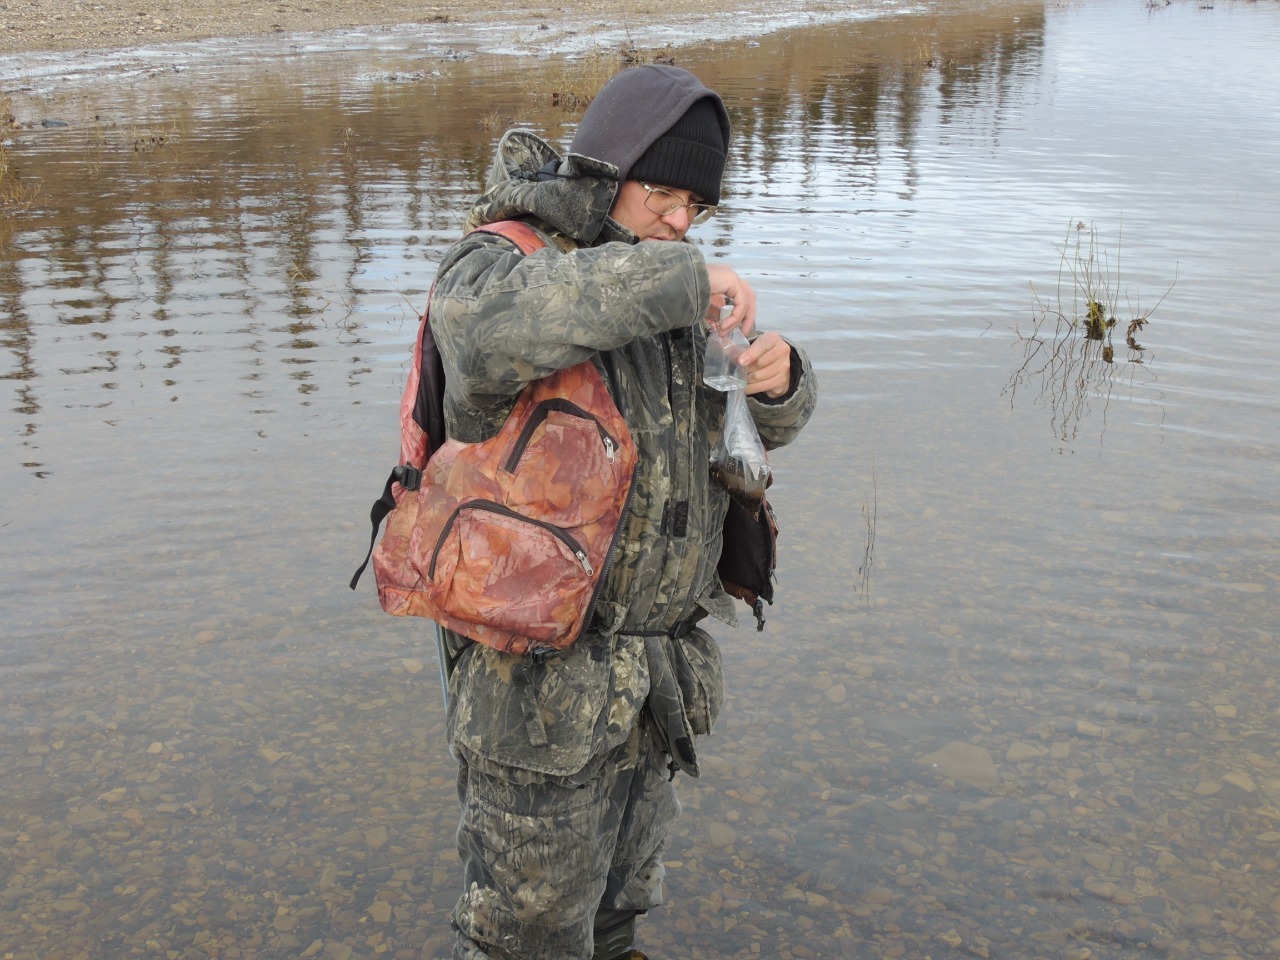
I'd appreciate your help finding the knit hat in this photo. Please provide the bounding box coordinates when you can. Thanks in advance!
[570,65,732,204]
[629,97,726,205]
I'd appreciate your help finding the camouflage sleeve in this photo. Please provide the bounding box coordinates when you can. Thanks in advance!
[430,232,711,407]
[748,339,818,450]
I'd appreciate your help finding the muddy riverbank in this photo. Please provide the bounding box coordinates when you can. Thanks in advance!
[5,0,846,54]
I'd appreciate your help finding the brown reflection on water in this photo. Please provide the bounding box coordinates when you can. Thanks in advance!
[0,2,1044,432]
[3,54,552,458]
[1,4,1045,470]
[719,5,1044,174]
[7,3,1280,959]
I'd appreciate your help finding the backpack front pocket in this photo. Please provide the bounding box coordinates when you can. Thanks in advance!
[427,500,594,645]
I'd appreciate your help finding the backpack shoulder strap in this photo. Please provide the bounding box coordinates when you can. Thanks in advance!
[470,219,549,256]
[410,220,549,457]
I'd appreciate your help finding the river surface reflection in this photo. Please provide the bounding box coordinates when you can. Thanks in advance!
[3,2,1279,958]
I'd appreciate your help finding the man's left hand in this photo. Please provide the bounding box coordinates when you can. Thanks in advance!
[738,331,792,399]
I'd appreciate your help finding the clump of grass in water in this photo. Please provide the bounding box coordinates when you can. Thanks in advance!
[1044,219,1170,360]
[1,99,42,220]
[1006,220,1175,444]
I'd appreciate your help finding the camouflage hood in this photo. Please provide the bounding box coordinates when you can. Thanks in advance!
[464,129,633,246]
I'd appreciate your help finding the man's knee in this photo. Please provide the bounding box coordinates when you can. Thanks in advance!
[453,881,594,960]
[453,760,609,958]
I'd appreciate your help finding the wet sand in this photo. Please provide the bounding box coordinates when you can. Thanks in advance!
[4,0,830,55]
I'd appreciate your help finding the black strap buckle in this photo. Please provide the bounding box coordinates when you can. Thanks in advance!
[394,464,422,492]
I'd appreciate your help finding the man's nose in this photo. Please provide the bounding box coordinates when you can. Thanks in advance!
[663,206,692,233]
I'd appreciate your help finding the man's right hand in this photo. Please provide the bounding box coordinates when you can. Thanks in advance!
[706,264,757,336]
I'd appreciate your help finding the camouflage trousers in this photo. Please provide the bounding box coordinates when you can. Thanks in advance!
[451,714,679,960]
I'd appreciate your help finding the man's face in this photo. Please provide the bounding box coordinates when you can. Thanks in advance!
[611,181,703,241]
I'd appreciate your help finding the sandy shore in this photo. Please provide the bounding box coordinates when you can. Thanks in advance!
[3,0,818,55]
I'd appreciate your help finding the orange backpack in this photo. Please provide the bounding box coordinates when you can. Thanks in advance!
[351,221,639,656]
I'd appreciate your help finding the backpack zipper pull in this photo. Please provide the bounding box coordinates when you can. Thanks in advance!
[576,550,594,577]
[603,435,617,463]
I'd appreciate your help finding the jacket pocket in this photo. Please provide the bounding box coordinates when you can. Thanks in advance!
[670,627,724,737]
[448,637,614,776]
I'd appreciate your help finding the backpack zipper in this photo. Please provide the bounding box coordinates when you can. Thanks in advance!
[428,500,593,579]
[504,398,619,472]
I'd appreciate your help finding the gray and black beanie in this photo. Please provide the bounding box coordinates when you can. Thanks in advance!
[570,64,731,204]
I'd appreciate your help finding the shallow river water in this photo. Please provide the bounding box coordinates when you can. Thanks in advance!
[3,1,1279,958]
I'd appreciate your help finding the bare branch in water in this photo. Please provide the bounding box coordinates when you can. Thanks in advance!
[1003,220,1174,447]
[855,462,877,605]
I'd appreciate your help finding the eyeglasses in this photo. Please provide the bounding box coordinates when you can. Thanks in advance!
[639,182,717,225]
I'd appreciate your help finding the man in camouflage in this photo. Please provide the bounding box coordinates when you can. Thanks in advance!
[429,64,818,960]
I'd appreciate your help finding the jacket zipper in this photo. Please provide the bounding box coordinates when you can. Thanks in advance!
[580,465,638,636]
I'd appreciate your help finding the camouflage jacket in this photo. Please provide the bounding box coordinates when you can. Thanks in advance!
[434,130,818,778]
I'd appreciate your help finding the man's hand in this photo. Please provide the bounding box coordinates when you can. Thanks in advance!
[738,330,792,398]
[704,264,789,398]
[705,264,757,336]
